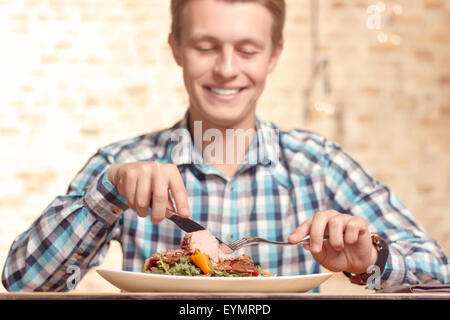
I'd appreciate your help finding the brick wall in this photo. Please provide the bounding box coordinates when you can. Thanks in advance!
[0,0,448,293]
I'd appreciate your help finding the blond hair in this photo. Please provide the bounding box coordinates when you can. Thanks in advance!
[170,0,286,49]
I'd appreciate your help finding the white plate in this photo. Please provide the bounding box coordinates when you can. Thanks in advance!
[97,269,333,293]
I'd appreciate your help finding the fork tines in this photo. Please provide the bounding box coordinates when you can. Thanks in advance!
[228,238,249,250]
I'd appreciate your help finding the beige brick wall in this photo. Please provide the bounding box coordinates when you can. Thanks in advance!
[0,0,448,293]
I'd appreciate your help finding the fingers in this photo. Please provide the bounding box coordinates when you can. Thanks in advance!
[108,162,189,223]
[150,171,169,224]
[167,165,191,218]
[121,169,139,211]
[344,216,367,244]
[134,173,151,218]
[309,211,339,253]
[290,211,368,254]
[328,214,345,251]
[288,217,312,243]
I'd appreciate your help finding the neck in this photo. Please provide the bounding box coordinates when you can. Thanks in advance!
[188,109,257,178]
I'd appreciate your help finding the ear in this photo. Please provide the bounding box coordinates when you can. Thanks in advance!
[168,33,183,67]
[268,39,284,74]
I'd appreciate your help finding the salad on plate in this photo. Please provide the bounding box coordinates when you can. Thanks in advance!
[143,230,273,277]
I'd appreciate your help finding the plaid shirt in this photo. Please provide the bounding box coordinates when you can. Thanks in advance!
[3,113,449,292]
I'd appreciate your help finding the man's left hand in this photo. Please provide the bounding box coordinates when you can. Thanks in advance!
[288,210,378,274]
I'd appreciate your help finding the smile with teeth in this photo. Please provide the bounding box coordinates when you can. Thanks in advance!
[207,87,244,96]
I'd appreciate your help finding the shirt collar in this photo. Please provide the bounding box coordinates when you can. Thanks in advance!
[168,111,204,167]
[253,116,293,189]
[167,112,293,188]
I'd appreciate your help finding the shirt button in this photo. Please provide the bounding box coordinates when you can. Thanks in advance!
[225,234,233,242]
[227,183,233,191]
[111,206,122,215]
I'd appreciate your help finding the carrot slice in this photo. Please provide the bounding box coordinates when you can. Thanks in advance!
[260,270,274,277]
[190,249,213,274]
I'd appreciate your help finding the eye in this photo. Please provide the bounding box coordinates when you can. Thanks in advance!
[238,47,258,56]
[196,46,215,52]
[240,51,258,58]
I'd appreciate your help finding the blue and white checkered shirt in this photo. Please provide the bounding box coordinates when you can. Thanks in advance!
[2,113,449,291]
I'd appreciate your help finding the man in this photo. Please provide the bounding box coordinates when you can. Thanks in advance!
[2,0,449,292]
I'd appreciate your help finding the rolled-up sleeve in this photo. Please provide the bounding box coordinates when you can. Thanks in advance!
[2,150,127,292]
[324,142,450,287]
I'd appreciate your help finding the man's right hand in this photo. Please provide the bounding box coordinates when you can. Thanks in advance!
[107,161,190,223]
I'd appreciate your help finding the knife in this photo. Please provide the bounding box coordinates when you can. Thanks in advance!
[165,208,233,252]
[165,208,208,234]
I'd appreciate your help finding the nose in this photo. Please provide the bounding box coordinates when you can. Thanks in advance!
[213,46,239,80]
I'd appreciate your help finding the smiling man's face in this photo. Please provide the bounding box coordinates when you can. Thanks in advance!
[169,0,283,129]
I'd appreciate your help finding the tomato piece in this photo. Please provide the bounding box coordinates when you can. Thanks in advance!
[251,270,259,277]
[148,257,159,268]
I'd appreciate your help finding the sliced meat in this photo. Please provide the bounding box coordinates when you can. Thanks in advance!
[229,256,256,273]
[182,230,245,263]
[188,230,221,262]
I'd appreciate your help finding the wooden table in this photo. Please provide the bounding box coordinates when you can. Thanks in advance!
[1,292,448,300]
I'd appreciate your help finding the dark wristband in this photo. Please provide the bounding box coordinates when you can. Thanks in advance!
[343,233,389,285]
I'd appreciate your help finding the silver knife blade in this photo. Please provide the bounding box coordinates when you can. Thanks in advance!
[165,208,228,247]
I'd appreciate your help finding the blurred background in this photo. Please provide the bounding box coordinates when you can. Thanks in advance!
[0,0,449,293]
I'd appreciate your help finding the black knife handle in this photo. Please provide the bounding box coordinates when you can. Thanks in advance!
[165,209,223,244]
[167,214,206,233]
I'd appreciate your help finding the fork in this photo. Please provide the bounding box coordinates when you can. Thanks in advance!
[227,235,329,251]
